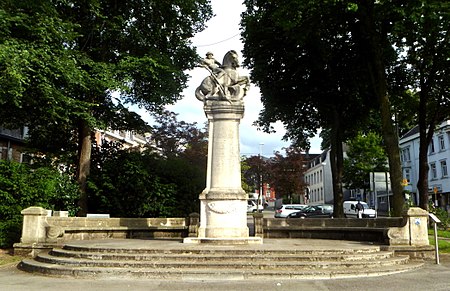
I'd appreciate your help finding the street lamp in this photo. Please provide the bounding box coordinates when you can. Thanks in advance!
[258,143,264,212]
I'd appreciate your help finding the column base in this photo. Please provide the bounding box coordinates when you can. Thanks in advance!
[183,237,263,245]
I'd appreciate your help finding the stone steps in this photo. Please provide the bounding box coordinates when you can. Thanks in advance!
[18,239,423,280]
[49,247,394,262]
[19,258,423,280]
[34,252,409,269]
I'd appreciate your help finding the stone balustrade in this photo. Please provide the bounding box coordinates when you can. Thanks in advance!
[14,207,199,256]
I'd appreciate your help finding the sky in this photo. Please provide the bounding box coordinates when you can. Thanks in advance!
[141,0,322,157]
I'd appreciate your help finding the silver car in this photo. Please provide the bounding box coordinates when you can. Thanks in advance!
[274,204,308,218]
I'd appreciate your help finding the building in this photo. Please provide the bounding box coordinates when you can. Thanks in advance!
[304,150,333,205]
[0,126,148,163]
[94,129,148,150]
[399,120,450,211]
[0,126,29,163]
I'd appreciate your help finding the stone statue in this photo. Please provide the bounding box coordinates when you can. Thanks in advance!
[200,52,221,72]
[195,50,250,103]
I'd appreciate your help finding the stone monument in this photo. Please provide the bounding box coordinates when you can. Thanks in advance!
[184,50,262,244]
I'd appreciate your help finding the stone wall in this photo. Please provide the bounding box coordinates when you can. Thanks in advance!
[14,207,196,256]
[255,207,431,247]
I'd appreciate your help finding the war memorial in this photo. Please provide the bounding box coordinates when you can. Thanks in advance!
[11,51,438,280]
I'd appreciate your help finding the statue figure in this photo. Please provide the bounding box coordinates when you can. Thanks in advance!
[195,50,250,103]
[201,52,221,72]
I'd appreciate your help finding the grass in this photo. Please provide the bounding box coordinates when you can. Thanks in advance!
[0,249,24,266]
[429,228,450,253]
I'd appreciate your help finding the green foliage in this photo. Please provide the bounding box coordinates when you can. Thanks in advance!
[0,160,80,248]
[0,1,213,214]
[87,143,205,218]
[429,205,449,230]
[343,132,388,191]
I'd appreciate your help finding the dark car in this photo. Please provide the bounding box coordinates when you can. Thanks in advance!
[286,204,334,219]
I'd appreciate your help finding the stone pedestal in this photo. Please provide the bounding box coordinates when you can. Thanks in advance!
[388,207,430,246]
[19,206,49,244]
[184,99,262,244]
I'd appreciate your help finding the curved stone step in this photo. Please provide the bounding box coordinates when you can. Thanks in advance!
[18,258,423,280]
[33,251,409,270]
[49,248,395,262]
[61,243,382,255]
[18,239,425,280]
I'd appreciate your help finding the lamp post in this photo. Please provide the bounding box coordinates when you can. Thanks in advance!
[258,143,264,212]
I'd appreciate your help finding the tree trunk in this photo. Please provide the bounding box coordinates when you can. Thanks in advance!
[330,110,345,218]
[76,120,92,216]
[417,90,436,210]
[355,1,404,216]
[417,126,430,210]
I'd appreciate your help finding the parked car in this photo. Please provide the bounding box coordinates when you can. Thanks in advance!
[286,204,334,219]
[274,204,308,218]
[343,201,377,218]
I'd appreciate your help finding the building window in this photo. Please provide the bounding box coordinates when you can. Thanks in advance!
[401,147,411,162]
[404,168,411,183]
[441,160,448,178]
[438,135,445,151]
[429,139,435,154]
[430,162,437,180]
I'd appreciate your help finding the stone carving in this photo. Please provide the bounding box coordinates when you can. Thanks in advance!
[195,50,250,103]
[207,201,240,214]
[46,226,64,239]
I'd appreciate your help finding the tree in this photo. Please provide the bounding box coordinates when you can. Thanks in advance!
[266,147,307,204]
[391,1,450,210]
[343,132,388,196]
[349,0,405,217]
[0,160,79,247]
[242,155,268,197]
[87,110,208,217]
[241,0,376,217]
[150,110,207,159]
[0,1,213,215]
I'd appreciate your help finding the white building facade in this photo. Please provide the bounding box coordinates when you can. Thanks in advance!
[399,120,450,211]
[304,150,334,205]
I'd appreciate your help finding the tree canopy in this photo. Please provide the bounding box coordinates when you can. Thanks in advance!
[0,0,213,215]
[241,0,379,216]
[343,132,388,192]
[241,0,449,215]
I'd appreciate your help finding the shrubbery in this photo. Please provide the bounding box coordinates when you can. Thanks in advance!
[430,205,449,230]
[0,160,79,248]
[87,145,205,218]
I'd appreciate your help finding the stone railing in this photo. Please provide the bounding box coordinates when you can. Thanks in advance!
[253,207,433,259]
[14,207,199,256]
[255,207,429,245]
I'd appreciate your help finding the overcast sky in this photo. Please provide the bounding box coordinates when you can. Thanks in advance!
[141,0,322,157]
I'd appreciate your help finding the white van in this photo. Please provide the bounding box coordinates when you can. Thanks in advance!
[343,201,377,218]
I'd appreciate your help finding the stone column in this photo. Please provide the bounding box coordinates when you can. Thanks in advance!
[184,99,262,244]
[185,50,261,244]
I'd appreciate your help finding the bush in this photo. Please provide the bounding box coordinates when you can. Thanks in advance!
[87,146,205,218]
[429,204,449,230]
[0,160,79,248]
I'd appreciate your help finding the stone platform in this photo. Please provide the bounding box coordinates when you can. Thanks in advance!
[18,238,423,280]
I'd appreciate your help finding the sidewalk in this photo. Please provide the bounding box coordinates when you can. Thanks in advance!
[1,240,449,291]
